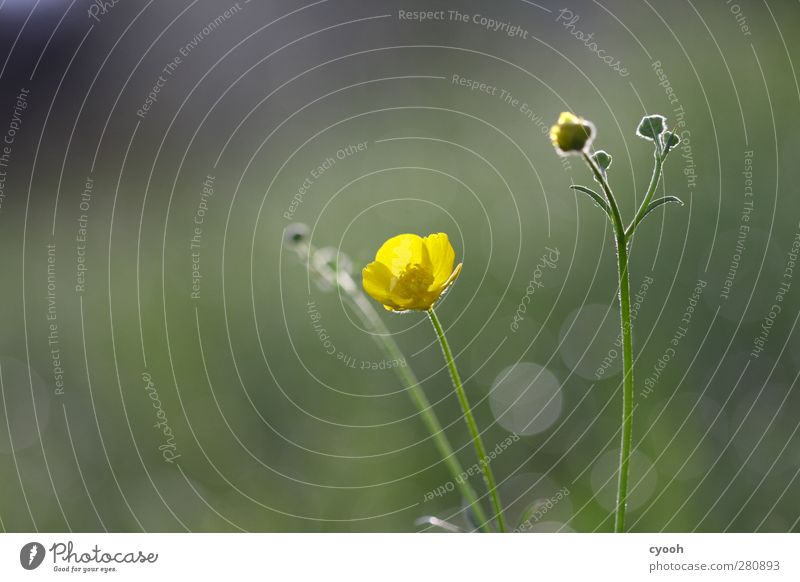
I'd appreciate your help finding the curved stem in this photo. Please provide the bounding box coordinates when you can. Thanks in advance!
[626,147,664,238]
[427,307,507,533]
[302,246,492,532]
[582,152,626,238]
[352,294,492,532]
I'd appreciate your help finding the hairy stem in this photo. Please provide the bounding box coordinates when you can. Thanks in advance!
[582,152,626,237]
[581,152,635,532]
[613,233,635,533]
[626,147,664,238]
[428,307,507,533]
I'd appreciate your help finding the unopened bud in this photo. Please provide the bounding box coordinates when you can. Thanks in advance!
[636,114,666,141]
[550,112,595,155]
[592,150,613,171]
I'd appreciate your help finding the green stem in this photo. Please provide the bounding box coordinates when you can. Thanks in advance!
[302,244,491,532]
[582,152,626,238]
[427,307,507,533]
[613,233,634,533]
[626,147,664,238]
[581,153,635,533]
[612,147,669,531]
[352,294,492,533]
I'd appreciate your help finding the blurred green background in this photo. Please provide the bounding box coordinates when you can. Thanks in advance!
[0,0,799,532]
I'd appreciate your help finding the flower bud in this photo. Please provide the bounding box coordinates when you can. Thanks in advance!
[550,112,594,155]
[636,114,666,141]
[592,150,612,171]
[662,131,680,153]
[284,223,309,246]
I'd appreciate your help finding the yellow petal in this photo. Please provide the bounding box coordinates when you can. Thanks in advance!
[423,233,456,288]
[549,124,561,147]
[436,262,462,296]
[375,233,430,277]
[363,232,461,312]
[557,111,580,125]
[415,262,462,310]
[362,261,397,307]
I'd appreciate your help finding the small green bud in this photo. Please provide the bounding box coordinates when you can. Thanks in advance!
[592,150,612,171]
[662,131,680,153]
[636,114,666,141]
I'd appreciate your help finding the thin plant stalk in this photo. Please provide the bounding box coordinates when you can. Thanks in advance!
[427,307,507,533]
[292,240,492,532]
[581,148,665,532]
[612,238,634,533]
[627,144,664,237]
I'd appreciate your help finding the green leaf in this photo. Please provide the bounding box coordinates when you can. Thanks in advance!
[640,196,683,222]
[570,184,611,217]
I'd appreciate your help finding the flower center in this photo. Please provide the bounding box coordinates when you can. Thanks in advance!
[395,264,434,298]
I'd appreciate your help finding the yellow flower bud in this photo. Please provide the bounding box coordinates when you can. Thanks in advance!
[362,233,462,312]
[550,112,595,155]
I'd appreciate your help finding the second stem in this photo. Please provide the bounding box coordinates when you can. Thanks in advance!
[427,307,507,533]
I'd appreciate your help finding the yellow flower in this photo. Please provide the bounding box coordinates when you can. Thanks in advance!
[550,111,594,155]
[362,233,463,312]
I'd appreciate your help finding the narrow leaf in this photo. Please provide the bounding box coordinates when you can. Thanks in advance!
[640,195,683,223]
[570,184,611,217]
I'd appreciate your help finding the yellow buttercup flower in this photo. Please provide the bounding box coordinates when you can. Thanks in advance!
[550,111,594,155]
[362,233,463,312]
